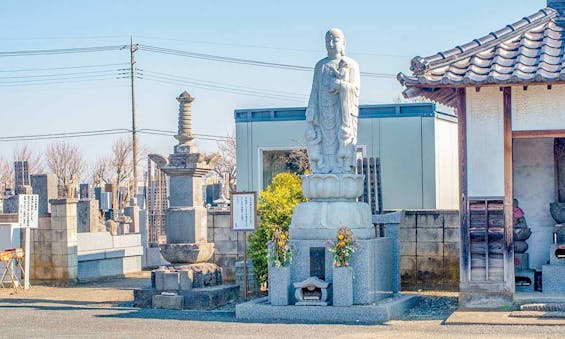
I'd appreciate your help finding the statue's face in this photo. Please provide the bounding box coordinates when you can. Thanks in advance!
[325,30,345,57]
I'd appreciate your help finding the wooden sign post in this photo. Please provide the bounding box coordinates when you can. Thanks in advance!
[230,192,257,302]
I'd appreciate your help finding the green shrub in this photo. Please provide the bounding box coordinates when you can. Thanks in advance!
[248,172,306,286]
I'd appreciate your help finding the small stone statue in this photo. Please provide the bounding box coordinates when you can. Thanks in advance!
[105,219,118,236]
[305,28,360,174]
[513,199,532,253]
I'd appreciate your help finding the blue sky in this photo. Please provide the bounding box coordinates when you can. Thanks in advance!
[0,0,545,166]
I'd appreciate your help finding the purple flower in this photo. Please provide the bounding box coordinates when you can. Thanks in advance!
[267,241,274,249]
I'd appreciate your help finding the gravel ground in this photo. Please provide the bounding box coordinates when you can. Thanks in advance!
[402,292,459,321]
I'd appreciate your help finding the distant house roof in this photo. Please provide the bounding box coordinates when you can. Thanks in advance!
[397,6,565,107]
[234,102,455,123]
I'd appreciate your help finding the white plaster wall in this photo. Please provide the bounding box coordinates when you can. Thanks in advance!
[513,85,565,131]
[435,117,459,209]
[513,138,555,269]
[466,87,505,197]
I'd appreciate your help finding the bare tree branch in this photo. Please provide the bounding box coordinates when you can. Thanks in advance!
[213,133,236,195]
[45,141,84,198]
[89,156,112,187]
[0,156,13,196]
[12,144,44,174]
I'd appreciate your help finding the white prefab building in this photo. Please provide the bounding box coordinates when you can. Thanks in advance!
[235,103,459,210]
[399,0,565,307]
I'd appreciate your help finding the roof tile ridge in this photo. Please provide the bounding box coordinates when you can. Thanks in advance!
[408,8,557,76]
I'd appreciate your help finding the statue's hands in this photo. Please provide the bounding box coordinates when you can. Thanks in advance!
[329,78,341,94]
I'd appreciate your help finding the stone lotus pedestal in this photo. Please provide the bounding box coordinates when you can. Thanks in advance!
[269,266,290,306]
[332,266,353,307]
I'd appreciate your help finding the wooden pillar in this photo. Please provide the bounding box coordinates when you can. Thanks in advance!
[502,86,515,294]
[456,88,469,288]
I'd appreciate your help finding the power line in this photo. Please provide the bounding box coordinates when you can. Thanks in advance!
[143,70,307,98]
[141,70,307,101]
[0,128,231,142]
[0,74,123,86]
[0,129,131,142]
[0,35,128,41]
[139,129,230,141]
[0,69,123,80]
[0,45,127,57]
[139,44,397,78]
[142,75,307,102]
[0,63,128,73]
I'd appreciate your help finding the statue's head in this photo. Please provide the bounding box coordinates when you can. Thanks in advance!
[325,28,346,57]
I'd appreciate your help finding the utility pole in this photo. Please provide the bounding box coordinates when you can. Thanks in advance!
[130,36,139,201]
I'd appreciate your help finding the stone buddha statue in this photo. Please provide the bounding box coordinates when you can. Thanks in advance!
[305,28,360,174]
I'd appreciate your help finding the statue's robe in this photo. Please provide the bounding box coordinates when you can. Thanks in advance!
[305,56,360,173]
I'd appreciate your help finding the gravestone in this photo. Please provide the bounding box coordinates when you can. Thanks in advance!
[79,184,90,199]
[31,174,57,216]
[77,199,102,233]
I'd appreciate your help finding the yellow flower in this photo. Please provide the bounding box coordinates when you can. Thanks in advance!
[338,241,346,247]
[280,234,286,240]
[338,234,344,240]
[278,240,284,247]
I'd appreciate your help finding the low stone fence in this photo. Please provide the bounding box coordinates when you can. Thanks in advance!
[399,209,459,290]
[77,232,142,282]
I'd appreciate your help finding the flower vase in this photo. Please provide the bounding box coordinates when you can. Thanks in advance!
[332,266,353,307]
[269,265,290,306]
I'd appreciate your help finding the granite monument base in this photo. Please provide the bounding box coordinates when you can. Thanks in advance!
[290,238,393,305]
[236,294,419,324]
[134,285,239,310]
[542,264,565,293]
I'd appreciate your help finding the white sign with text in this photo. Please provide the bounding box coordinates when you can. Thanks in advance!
[18,194,39,229]
[231,192,256,232]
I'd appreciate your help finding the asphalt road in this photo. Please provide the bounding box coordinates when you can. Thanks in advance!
[1,301,565,339]
[0,274,563,338]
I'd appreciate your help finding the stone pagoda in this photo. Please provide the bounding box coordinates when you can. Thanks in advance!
[136,91,237,310]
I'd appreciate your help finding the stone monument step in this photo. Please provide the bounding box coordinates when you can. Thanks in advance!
[235,294,419,324]
[520,303,565,312]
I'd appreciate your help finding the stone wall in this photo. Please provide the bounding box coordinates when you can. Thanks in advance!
[31,199,78,284]
[205,207,460,289]
[400,209,459,290]
[207,209,244,282]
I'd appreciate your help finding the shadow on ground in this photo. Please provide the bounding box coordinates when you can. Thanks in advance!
[401,296,458,321]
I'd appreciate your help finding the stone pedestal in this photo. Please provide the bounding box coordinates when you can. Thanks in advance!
[542,264,565,292]
[286,174,394,305]
[290,202,375,240]
[332,267,353,307]
[269,266,291,306]
[290,238,392,305]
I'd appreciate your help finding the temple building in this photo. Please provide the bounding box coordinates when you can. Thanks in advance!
[399,0,565,307]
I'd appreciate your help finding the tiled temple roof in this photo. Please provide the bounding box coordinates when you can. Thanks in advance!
[397,7,565,107]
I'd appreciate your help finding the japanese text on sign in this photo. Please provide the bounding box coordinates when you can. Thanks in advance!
[231,192,256,232]
[18,194,39,228]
